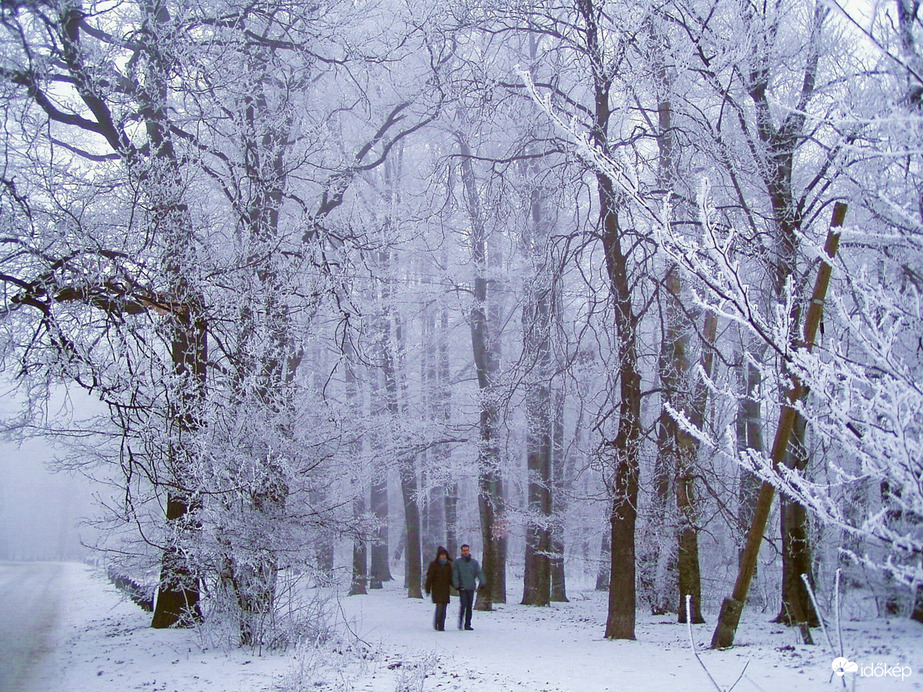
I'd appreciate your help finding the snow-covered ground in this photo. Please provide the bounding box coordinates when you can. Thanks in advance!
[2,562,920,691]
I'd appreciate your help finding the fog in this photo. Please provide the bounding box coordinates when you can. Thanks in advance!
[0,385,100,562]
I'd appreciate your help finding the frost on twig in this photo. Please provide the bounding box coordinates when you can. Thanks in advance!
[800,573,836,656]
[685,594,748,691]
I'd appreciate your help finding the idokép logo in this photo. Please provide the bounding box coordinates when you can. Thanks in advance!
[831,657,858,676]
[831,657,913,681]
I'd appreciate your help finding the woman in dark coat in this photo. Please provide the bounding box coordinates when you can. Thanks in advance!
[424,546,453,631]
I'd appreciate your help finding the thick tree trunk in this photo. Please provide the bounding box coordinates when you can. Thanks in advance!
[654,265,686,618]
[398,458,423,599]
[458,132,506,609]
[369,473,392,588]
[773,416,820,627]
[521,171,554,607]
[152,306,206,629]
[152,493,202,628]
[229,554,278,647]
[571,0,644,640]
[132,2,206,629]
[521,380,552,606]
[676,309,715,625]
[601,194,642,640]
[437,306,458,559]
[380,278,422,599]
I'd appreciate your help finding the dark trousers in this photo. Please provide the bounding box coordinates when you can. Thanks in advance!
[458,589,474,629]
[433,602,447,631]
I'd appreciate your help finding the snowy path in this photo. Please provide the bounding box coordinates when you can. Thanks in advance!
[0,561,67,692]
[337,584,754,691]
[335,582,923,691]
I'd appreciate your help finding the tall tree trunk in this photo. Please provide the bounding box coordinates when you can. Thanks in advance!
[397,456,423,599]
[677,308,716,625]
[435,304,459,559]
[550,386,570,602]
[346,343,367,596]
[601,183,642,640]
[647,15,706,623]
[650,409,676,615]
[521,374,552,606]
[457,133,506,609]
[369,338,392,588]
[421,309,441,562]
[573,0,644,639]
[520,143,555,607]
[119,0,207,630]
[653,264,685,618]
[369,472,392,588]
[379,247,422,599]
[736,355,764,559]
[744,4,827,639]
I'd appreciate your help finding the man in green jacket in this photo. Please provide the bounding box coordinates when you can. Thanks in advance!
[451,544,486,630]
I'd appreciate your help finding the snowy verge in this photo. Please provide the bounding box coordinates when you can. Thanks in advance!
[28,564,923,691]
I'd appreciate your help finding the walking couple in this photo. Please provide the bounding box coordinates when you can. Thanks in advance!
[424,544,486,631]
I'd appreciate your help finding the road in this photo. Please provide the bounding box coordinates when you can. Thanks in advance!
[0,562,65,692]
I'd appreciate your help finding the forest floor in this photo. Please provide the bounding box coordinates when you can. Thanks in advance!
[6,561,921,691]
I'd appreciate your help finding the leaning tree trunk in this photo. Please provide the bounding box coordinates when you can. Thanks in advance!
[711,204,846,649]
